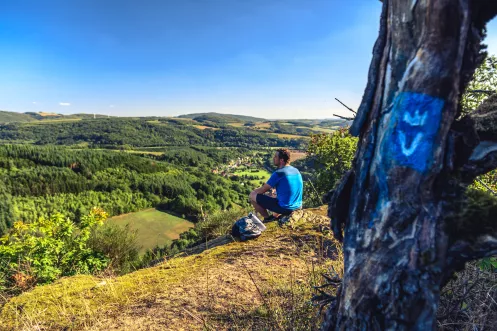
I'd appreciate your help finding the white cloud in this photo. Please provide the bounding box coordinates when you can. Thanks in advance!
[32,101,37,105]
[59,102,71,106]
[109,105,115,108]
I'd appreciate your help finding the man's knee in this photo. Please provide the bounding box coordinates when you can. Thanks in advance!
[249,191,258,203]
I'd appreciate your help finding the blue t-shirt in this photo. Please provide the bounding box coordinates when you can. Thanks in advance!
[266,165,303,210]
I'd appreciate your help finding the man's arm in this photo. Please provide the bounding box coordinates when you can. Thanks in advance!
[253,183,272,195]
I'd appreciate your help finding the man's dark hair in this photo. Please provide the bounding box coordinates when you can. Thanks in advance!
[276,148,291,164]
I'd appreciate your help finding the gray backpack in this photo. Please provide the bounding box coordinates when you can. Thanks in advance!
[231,213,266,241]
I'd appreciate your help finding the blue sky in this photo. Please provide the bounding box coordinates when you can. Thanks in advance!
[1,1,497,119]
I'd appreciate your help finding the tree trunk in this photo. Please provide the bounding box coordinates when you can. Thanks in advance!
[324,1,497,330]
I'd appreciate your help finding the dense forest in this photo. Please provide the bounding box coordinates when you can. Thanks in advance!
[0,118,306,148]
[0,144,272,235]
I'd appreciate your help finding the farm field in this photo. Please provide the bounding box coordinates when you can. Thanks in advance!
[107,209,194,253]
[233,168,271,188]
[235,169,271,178]
[227,122,245,127]
[291,151,307,161]
[194,125,220,130]
[254,121,271,128]
[125,150,164,156]
[271,133,311,140]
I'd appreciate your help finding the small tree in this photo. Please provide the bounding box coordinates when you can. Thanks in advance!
[304,129,357,207]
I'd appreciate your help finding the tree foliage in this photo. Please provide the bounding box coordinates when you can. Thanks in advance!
[0,208,108,291]
[462,55,497,194]
[0,182,14,235]
[0,118,305,149]
[303,128,357,207]
[0,145,253,233]
[461,55,497,114]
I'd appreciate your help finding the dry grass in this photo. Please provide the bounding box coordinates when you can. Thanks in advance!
[227,122,245,127]
[172,117,194,121]
[271,133,310,140]
[194,125,220,130]
[0,207,341,330]
[255,122,271,129]
[37,112,59,117]
[438,261,497,330]
[116,150,164,156]
[291,151,307,162]
[4,204,491,330]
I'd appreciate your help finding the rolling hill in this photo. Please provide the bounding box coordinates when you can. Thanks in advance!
[0,110,110,123]
[177,112,266,123]
[0,111,39,123]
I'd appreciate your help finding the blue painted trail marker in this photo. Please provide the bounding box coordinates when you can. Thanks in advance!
[385,92,445,173]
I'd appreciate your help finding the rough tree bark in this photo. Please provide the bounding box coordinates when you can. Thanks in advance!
[323,1,497,330]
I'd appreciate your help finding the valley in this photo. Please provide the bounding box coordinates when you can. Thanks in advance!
[0,112,342,262]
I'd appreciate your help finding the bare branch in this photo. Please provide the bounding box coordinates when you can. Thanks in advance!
[445,234,497,282]
[333,114,355,121]
[334,98,356,114]
[476,179,497,196]
[454,94,497,182]
[467,90,496,95]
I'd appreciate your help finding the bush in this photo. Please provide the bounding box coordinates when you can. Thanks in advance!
[0,208,108,292]
[304,128,357,207]
[89,223,141,275]
[194,208,250,241]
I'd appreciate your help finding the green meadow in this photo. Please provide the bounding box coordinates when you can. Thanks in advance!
[107,209,194,253]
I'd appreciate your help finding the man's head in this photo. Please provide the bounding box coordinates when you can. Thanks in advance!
[273,148,291,168]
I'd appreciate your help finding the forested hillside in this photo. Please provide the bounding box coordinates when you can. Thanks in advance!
[0,144,269,235]
[0,118,305,148]
[177,112,265,123]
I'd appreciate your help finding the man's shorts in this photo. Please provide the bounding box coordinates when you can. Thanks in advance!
[256,194,295,215]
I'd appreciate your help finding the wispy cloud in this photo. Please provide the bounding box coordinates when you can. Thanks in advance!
[32,101,37,105]
[109,105,115,108]
[59,102,71,106]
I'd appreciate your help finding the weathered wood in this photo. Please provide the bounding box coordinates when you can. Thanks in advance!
[324,0,497,330]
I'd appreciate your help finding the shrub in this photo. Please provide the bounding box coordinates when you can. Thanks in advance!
[304,128,357,207]
[89,223,141,275]
[0,208,108,292]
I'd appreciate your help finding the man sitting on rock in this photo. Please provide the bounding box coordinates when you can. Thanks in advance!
[249,148,303,222]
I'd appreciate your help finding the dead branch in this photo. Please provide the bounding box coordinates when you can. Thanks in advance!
[334,98,356,114]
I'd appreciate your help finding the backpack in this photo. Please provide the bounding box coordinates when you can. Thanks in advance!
[231,213,266,241]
